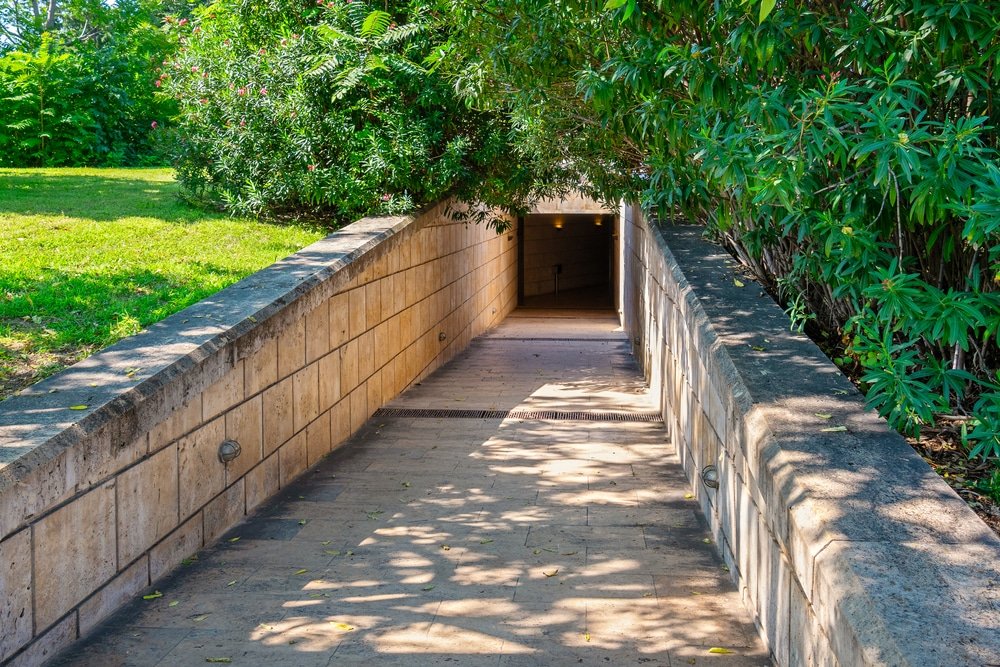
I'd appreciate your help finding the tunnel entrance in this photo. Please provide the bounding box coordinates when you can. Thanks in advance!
[518,212,617,310]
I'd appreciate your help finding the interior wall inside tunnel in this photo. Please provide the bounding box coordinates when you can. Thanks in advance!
[520,213,615,304]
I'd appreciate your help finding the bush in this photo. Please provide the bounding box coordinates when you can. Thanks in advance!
[0,1,181,167]
[161,0,541,225]
[449,0,1000,458]
[0,29,176,166]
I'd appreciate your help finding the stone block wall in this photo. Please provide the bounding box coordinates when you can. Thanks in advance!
[0,202,517,665]
[619,205,1000,666]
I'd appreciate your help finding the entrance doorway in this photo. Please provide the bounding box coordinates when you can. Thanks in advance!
[518,213,616,310]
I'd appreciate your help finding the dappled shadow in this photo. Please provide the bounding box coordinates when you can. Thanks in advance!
[643,224,1000,665]
[53,313,769,666]
[0,267,247,400]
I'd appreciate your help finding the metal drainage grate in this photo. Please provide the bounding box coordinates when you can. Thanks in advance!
[373,407,663,423]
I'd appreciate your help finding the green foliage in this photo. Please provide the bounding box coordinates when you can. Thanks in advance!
[161,0,546,226]
[0,0,187,166]
[447,0,1000,459]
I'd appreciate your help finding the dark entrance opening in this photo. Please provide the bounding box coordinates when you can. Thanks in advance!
[518,213,616,310]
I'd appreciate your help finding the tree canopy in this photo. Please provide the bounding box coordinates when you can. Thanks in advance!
[1,0,998,465]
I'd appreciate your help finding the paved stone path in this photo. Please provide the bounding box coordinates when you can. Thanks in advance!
[55,311,769,666]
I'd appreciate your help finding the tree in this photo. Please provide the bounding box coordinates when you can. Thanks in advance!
[160,0,557,226]
[443,0,1000,457]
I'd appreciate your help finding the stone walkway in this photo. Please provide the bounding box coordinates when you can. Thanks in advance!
[54,311,769,666]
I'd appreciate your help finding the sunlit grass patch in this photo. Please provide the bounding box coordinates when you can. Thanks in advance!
[0,168,326,400]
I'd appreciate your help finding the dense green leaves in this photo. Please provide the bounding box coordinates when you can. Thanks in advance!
[161,0,547,226]
[445,0,1000,458]
[0,0,183,166]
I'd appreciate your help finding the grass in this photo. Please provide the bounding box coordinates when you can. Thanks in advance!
[0,168,326,401]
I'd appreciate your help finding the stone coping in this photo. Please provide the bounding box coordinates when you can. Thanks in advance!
[635,219,1000,665]
[0,214,412,494]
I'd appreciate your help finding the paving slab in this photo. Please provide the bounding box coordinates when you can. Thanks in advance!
[51,311,770,667]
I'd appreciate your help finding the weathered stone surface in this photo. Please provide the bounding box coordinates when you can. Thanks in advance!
[49,313,763,667]
[277,318,306,380]
[177,418,226,520]
[244,337,278,396]
[8,611,76,667]
[245,454,280,514]
[202,362,244,422]
[117,444,179,565]
[204,479,246,543]
[224,395,263,484]
[624,210,1000,666]
[0,528,32,662]
[279,431,308,488]
[34,482,116,629]
[292,363,320,433]
[149,398,202,454]
[262,376,294,457]
[78,556,149,636]
[149,513,203,581]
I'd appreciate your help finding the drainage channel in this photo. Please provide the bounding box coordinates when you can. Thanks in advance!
[373,407,663,422]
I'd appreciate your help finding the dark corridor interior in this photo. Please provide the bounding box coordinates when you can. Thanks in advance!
[518,213,616,310]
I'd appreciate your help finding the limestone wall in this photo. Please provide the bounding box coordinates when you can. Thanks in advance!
[0,202,517,665]
[620,205,1000,666]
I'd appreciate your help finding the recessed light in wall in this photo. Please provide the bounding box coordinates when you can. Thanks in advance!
[554,218,564,230]
[594,216,603,227]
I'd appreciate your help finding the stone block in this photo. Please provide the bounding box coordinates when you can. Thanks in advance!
[373,320,391,370]
[328,292,350,350]
[365,281,382,330]
[0,529,32,662]
[177,417,226,520]
[262,376,294,457]
[34,481,116,629]
[116,444,179,566]
[70,428,147,494]
[202,362,244,422]
[305,411,332,466]
[149,512,203,581]
[276,317,306,380]
[357,330,375,381]
[387,314,402,358]
[279,432,308,487]
[348,287,367,339]
[758,534,790,667]
[339,339,360,396]
[149,398,202,454]
[203,479,246,543]
[349,387,368,433]
[8,611,76,667]
[789,577,823,667]
[379,276,395,320]
[404,267,419,305]
[318,352,341,413]
[292,363,320,433]
[330,399,351,449]
[224,395,263,484]
[79,556,149,636]
[245,454,280,513]
[366,369,383,414]
[305,302,330,364]
[244,337,278,396]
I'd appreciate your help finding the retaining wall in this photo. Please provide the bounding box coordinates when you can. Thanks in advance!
[0,202,517,666]
[619,205,1000,666]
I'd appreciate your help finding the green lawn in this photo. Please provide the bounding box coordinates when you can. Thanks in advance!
[0,168,326,401]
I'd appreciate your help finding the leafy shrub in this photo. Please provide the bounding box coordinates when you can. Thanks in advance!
[449,0,1000,457]
[162,0,541,225]
[0,0,181,167]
